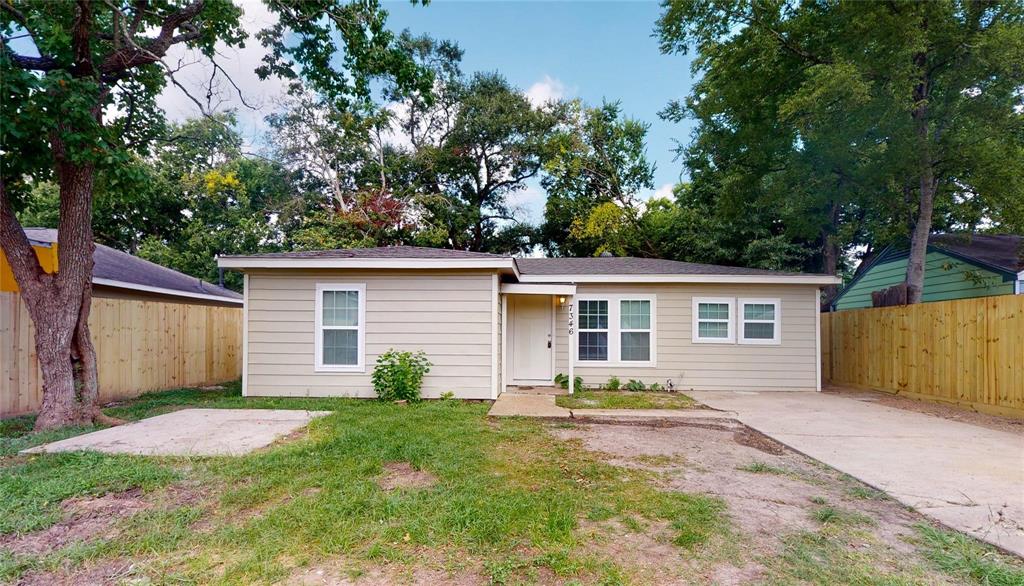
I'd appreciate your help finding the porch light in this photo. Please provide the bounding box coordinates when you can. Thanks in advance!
[558,296,566,305]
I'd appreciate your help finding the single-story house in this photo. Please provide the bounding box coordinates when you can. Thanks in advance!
[1,228,241,306]
[831,234,1023,311]
[219,247,839,399]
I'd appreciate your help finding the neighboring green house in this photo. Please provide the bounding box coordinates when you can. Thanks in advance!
[831,234,1024,310]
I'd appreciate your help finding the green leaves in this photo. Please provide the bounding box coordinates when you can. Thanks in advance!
[256,0,433,108]
[656,0,1024,280]
[371,349,432,403]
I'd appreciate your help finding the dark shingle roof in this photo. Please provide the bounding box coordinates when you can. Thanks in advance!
[223,246,506,260]
[224,245,828,278]
[515,256,817,277]
[24,228,241,301]
[930,233,1023,273]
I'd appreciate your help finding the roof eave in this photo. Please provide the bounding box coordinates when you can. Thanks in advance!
[93,278,243,305]
[517,273,841,285]
[218,256,521,278]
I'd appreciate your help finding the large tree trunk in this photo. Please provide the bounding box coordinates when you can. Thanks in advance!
[0,156,106,430]
[905,25,935,306]
[906,160,936,305]
[821,230,840,301]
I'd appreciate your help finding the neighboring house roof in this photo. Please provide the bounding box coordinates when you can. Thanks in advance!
[220,245,839,285]
[24,228,242,304]
[929,234,1023,274]
[829,232,1024,310]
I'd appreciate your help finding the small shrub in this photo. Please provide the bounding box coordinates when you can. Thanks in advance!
[554,373,584,390]
[605,376,621,391]
[371,349,431,402]
[624,379,646,392]
[648,382,663,392]
[439,391,455,400]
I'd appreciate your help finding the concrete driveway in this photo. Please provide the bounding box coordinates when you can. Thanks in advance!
[689,391,1024,557]
[23,409,329,456]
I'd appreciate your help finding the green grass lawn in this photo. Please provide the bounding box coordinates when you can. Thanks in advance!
[2,382,1022,585]
[0,382,727,584]
[555,390,698,410]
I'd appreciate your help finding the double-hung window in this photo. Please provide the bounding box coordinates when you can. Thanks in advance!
[576,296,656,365]
[619,300,652,362]
[739,298,781,344]
[578,300,609,361]
[692,297,735,343]
[315,283,366,372]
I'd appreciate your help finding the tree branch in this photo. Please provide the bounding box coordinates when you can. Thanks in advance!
[98,0,205,75]
[0,179,48,292]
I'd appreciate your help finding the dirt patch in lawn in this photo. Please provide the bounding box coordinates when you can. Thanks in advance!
[732,427,787,455]
[2,481,207,557]
[550,421,952,581]
[16,558,139,586]
[286,559,486,585]
[0,488,150,555]
[377,462,438,491]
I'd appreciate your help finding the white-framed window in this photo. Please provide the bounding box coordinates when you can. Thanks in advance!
[692,297,735,343]
[619,299,652,362]
[739,298,781,344]
[315,283,366,372]
[578,299,609,361]
[576,295,656,366]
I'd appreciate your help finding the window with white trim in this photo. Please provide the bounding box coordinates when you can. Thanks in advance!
[578,299,608,361]
[576,295,656,364]
[692,297,735,343]
[619,299,651,361]
[739,298,781,344]
[315,283,366,371]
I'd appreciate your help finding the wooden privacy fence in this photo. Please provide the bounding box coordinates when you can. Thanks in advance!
[1,291,242,417]
[821,294,1024,418]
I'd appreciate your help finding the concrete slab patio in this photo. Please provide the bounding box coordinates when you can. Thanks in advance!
[22,409,330,457]
[689,390,1024,557]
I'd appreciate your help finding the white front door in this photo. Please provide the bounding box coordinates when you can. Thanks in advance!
[510,295,553,382]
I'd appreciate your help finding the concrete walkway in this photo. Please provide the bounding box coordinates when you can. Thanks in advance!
[689,391,1024,557]
[23,409,330,456]
[487,393,735,421]
[488,393,570,418]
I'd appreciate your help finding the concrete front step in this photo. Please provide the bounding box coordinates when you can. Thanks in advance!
[488,393,571,417]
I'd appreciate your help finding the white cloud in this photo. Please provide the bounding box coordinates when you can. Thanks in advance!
[155,1,284,145]
[652,183,675,200]
[380,101,414,150]
[524,75,570,107]
[506,183,547,223]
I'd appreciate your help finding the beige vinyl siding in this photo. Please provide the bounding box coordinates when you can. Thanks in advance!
[555,283,819,391]
[245,269,497,399]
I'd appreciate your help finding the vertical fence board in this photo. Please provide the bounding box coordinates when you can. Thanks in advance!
[1,292,242,417]
[821,295,1024,418]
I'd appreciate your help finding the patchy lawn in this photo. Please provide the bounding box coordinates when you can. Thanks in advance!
[2,382,1022,585]
[556,390,698,410]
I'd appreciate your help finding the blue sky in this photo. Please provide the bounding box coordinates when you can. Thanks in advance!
[384,1,699,206]
[15,1,698,217]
